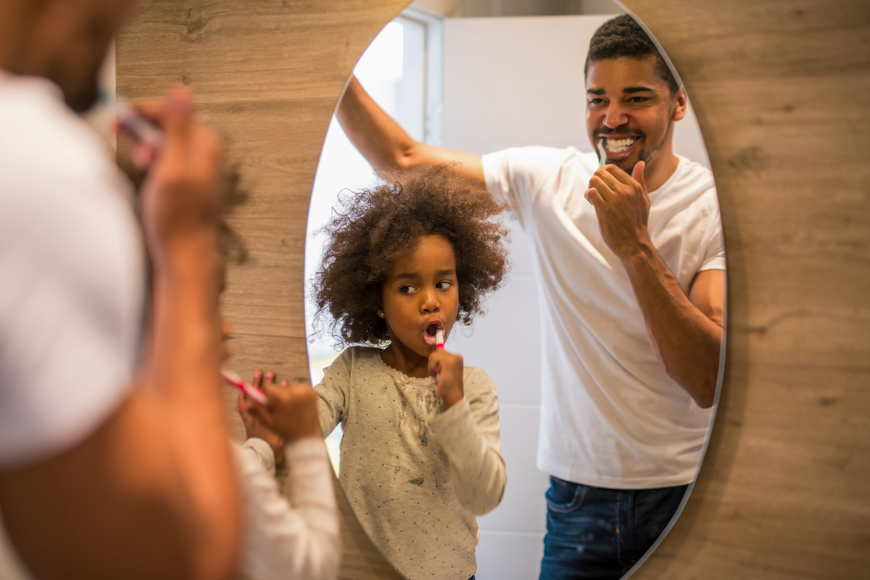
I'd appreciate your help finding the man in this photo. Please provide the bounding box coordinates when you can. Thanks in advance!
[336,14,724,579]
[0,0,242,578]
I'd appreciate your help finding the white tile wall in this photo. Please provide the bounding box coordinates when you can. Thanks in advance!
[442,11,711,578]
[475,531,546,580]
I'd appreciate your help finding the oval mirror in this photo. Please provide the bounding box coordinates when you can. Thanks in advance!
[305,1,726,578]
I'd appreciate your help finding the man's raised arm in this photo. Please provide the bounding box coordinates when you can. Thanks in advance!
[0,89,242,580]
[337,75,484,182]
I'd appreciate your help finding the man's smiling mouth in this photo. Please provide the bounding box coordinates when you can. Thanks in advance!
[598,135,640,160]
[604,137,637,153]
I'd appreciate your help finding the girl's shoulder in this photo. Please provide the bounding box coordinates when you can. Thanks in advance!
[462,365,497,395]
[328,345,380,366]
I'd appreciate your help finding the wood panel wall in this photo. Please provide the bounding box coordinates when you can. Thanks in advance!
[628,1,870,578]
[116,0,870,578]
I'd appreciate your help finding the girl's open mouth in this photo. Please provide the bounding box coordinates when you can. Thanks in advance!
[423,321,443,345]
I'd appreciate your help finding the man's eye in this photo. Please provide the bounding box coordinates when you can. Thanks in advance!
[588,98,604,105]
[436,281,452,290]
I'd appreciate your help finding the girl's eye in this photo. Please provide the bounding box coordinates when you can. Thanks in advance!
[436,281,452,290]
[399,285,416,294]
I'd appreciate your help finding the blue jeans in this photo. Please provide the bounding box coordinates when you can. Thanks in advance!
[539,477,688,580]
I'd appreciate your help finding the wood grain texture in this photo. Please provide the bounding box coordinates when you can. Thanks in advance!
[116,0,870,578]
[117,1,408,578]
[625,0,870,578]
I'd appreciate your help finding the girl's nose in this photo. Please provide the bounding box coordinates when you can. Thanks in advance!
[420,288,440,312]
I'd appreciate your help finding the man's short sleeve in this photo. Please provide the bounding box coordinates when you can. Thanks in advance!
[699,202,726,273]
[0,78,145,467]
[482,146,576,227]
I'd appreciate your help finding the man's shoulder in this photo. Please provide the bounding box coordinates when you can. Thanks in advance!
[655,155,718,207]
[0,77,132,229]
[0,73,116,189]
[673,156,716,191]
[484,145,598,183]
[487,145,592,165]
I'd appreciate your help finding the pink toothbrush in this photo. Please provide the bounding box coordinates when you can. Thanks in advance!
[222,369,269,406]
[434,329,445,383]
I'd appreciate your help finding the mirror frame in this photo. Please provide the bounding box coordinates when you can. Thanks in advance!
[116,0,870,577]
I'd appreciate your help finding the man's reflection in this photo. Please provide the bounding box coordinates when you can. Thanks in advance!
[337,14,725,579]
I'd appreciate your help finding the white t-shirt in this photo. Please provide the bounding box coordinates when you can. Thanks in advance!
[483,146,724,489]
[0,70,144,468]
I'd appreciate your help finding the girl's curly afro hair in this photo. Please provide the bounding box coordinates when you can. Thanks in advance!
[311,164,511,346]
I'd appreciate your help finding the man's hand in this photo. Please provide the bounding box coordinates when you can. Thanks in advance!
[585,160,652,262]
[238,389,285,467]
[586,160,723,408]
[246,371,321,443]
[428,348,465,410]
[134,87,224,270]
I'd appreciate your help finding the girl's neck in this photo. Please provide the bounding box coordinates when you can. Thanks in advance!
[380,344,430,379]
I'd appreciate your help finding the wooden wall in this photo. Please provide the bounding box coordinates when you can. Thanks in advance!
[628,1,870,578]
[116,0,870,578]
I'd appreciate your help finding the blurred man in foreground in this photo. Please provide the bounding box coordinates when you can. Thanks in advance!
[0,1,242,578]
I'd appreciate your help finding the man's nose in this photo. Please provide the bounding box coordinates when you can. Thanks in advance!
[603,102,628,128]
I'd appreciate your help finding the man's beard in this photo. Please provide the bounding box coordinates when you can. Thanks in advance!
[46,57,103,114]
[65,77,100,114]
[594,116,673,175]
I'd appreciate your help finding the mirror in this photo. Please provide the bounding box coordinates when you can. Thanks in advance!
[304,1,725,578]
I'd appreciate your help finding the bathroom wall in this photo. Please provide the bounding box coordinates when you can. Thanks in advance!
[439,14,710,578]
[115,0,870,578]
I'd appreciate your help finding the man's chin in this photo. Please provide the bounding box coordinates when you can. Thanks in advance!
[65,87,100,114]
[609,157,639,174]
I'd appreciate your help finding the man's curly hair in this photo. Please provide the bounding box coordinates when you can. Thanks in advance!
[585,14,679,96]
[312,164,510,346]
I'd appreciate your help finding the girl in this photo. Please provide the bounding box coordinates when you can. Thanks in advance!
[308,164,510,579]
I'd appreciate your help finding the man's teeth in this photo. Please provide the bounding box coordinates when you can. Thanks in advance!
[604,138,636,152]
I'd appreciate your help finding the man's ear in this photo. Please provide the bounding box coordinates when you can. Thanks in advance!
[672,87,688,121]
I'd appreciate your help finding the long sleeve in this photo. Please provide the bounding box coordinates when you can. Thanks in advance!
[430,368,506,515]
[236,438,340,580]
[313,350,353,438]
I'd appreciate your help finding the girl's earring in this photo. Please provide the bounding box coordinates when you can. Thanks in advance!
[377,310,385,318]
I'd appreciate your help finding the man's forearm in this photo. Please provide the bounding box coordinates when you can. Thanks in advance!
[337,76,486,182]
[0,389,230,580]
[147,235,242,580]
[336,76,417,174]
[621,245,722,408]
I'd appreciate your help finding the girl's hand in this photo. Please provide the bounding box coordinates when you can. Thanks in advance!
[237,388,285,467]
[246,371,321,443]
[429,348,465,410]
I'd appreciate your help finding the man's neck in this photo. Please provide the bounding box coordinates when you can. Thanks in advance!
[644,152,680,192]
[0,1,73,85]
